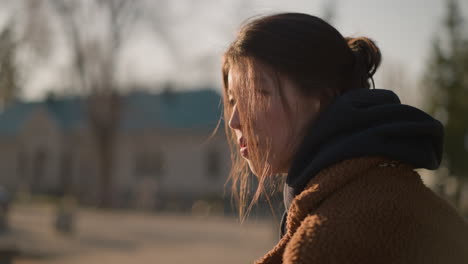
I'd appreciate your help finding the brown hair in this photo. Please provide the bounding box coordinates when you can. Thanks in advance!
[222,13,382,220]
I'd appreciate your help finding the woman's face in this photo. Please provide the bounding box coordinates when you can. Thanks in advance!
[227,66,319,176]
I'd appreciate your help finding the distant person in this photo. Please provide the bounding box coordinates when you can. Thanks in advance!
[221,13,468,263]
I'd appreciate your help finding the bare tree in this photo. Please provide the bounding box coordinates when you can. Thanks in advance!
[48,0,142,207]
[0,0,51,109]
[0,20,19,109]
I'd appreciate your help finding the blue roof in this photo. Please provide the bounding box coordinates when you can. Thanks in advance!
[122,89,222,131]
[0,89,223,135]
[45,98,86,131]
[0,102,39,135]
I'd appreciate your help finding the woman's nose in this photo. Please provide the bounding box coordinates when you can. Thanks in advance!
[228,105,241,130]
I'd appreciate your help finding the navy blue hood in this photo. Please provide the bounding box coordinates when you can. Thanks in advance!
[280,88,444,237]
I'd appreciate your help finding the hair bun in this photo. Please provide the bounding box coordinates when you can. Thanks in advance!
[345,37,382,88]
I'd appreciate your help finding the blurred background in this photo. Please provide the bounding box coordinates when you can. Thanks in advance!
[0,0,466,263]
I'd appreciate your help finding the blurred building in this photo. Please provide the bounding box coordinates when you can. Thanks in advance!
[0,89,230,210]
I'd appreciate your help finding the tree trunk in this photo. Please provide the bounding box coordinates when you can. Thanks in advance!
[97,135,114,208]
[88,93,121,208]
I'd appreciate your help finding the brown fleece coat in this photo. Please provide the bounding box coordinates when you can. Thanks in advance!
[256,157,468,264]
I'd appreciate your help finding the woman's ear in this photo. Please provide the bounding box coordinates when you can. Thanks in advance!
[302,98,322,129]
[313,99,321,113]
[306,97,321,118]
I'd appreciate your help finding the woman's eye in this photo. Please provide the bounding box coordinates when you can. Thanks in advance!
[229,98,236,106]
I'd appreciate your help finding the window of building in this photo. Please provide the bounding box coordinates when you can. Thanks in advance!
[16,151,27,181]
[59,152,73,194]
[32,149,47,193]
[134,150,164,179]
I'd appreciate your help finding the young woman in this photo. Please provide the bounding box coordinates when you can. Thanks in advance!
[222,13,468,263]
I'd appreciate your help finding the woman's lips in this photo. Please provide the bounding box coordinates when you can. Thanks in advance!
[240,146,248,158]
[239,137,248,158]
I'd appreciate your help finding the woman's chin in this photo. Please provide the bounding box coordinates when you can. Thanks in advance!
[247,160,277,177]
[246,161,262,177]
[246,160,256,174]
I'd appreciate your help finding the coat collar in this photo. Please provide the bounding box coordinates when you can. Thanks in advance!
[256,156,408,264]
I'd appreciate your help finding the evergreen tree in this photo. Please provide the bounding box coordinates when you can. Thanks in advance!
[423,0,468,210]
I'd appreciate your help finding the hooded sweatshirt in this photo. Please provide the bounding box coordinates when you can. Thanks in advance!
[280,88,444,237]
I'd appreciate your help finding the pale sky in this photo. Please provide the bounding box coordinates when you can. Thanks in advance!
[14,0,468,103]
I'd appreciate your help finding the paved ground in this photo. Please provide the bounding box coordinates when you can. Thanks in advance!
[5,204,278,264]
